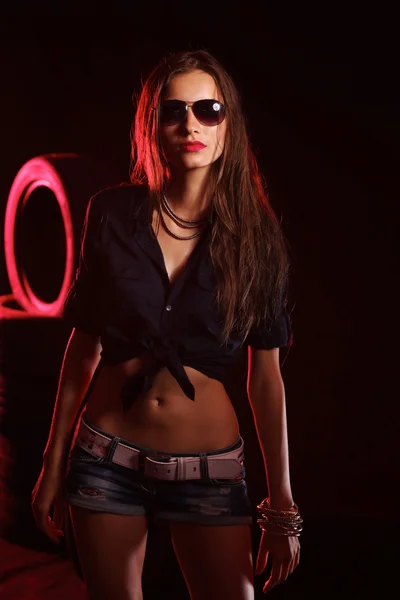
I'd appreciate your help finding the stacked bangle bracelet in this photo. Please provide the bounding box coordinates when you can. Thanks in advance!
[256,497,303,537]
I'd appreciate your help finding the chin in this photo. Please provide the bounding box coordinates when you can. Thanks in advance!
[182,161,217,173]
[182,153,222,170]
[168,157,210,172]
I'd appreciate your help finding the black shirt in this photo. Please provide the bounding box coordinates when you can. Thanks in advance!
[63,184,292,403]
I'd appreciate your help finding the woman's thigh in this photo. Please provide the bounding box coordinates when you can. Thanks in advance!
[170,521,254,600]
[70,506,149,600]
[65,445,153,516]
[65,444,155,599]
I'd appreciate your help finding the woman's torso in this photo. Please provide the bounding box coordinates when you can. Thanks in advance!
[83,208,240,453]
[83,357,240,453]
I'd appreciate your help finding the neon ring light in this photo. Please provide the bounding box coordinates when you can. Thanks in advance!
[4,156,74,316]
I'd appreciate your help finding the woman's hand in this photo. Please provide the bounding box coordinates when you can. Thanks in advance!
[31,462,65,544]
[255,530,300,594]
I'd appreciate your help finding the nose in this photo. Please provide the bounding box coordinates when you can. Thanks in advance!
[183,106,200,133]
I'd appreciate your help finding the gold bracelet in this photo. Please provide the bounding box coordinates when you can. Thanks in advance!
[257,518,303,534]
[259,514,303,525]
[257,520,302,536]
[257,497,303,535]
[257,497,299,516]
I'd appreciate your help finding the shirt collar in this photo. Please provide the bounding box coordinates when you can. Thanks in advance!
[134,188,152,227]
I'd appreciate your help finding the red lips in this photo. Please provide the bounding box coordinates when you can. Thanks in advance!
[182,141,206,151]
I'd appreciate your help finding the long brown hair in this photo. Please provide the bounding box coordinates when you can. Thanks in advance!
[130,50,290,345]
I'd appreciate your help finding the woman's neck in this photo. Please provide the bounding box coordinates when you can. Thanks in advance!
[166,168,213,220]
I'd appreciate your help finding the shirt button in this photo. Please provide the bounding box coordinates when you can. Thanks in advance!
[165,304,172,311]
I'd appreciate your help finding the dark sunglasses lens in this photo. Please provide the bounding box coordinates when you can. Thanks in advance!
[159,100,186,125]
[194,100,226,125]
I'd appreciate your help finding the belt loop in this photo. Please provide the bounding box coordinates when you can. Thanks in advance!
[176,457,186,480]
[199,453,209,479]
[105,437,121,463]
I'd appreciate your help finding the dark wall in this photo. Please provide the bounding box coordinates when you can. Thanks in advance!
[0,7,398,519]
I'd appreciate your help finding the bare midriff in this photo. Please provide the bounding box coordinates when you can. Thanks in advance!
[83,355,240,454]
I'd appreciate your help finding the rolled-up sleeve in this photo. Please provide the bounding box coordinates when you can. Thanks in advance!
[63,194,106,335]
[245,309,293,349]
[245,280,293,350]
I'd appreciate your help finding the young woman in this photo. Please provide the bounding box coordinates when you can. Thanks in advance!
[31,50,302,600]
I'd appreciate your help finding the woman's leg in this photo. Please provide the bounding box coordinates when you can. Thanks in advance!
[65,419,158,598]
[170,522,254,600]
[69,506,149,600]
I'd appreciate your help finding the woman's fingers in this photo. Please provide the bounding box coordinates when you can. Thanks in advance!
[46,516,64,543]
[42,513,63,544]
[31,467,65,544]
[32,500,63,544]
[263,562,283,593]
[255,550,269,574]
[280,559,293,582]
[52,494,65,531]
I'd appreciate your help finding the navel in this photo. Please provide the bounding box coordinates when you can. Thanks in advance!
[151,396,163,407]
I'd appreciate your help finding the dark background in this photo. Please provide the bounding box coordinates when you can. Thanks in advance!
[0,4,398,599]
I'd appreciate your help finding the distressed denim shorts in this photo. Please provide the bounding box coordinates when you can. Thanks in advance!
[65,417,253,527]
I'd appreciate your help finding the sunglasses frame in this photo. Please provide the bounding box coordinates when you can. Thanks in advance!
[158,99,226,127]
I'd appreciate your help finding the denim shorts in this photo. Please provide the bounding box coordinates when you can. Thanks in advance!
[65,417,253,527]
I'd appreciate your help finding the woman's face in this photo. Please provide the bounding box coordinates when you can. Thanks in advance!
[159,70,227,173]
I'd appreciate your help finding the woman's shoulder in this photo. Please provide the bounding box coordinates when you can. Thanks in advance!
[84,183,149,242]
[89,182,149,217]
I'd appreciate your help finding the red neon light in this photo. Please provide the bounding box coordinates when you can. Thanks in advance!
[3,157,74,316]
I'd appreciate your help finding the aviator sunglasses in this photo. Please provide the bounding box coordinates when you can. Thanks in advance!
[159,99,226,127]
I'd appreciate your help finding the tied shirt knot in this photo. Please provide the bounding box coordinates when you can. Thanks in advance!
[120,336,195,411]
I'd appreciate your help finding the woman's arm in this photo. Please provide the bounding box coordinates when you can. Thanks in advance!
[42,328,102,470]
[247,346,294,509]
